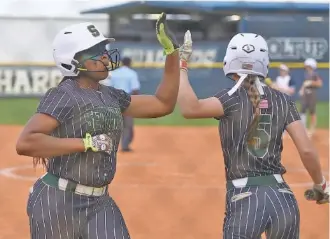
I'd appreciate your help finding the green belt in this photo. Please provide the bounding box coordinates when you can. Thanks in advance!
[226,175,282,189]
[42,173,79,192]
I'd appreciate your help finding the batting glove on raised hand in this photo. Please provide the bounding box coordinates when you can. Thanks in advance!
[83,133,112,154]
[179,30,193,62]
[156,12,179,56]
[305,177,329,204]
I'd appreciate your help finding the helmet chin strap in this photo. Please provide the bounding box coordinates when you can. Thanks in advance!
[228,73,264,96]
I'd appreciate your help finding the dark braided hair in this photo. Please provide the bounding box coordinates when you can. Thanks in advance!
[243,75,261,146]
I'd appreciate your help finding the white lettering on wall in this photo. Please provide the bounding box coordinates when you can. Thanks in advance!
[267,37,328,60]
[0,68,62,96]
[121,48,218,63]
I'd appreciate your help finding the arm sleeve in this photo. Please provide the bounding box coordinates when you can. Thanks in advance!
[112,88,132,112]
[213,88,237,119]
[130,72,140,91]
[36,87,73,124]
[285,99,301,127]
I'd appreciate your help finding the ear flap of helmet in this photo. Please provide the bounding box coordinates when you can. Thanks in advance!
[54,56,80,77]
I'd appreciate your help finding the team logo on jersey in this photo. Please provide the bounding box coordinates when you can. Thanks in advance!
[242,44,255,53]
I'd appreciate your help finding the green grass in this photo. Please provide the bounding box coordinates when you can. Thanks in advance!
[0,98,328,128]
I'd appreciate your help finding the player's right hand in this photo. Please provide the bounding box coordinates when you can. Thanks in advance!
[156,12,179,56]
[305,177,329,204]
[180,30,193,62]
[83,133,112,154]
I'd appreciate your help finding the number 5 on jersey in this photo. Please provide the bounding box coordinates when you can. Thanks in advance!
[248,113,272,158]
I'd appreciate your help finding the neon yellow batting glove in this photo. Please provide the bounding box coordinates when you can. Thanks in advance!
[264,77,273,86]
[82,133,112,154]
[156,12,179,56]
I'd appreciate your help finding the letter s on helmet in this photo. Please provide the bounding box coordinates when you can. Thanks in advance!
[52,22,116,77]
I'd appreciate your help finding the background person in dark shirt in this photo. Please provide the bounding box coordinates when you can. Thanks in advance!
[299,58,323,137]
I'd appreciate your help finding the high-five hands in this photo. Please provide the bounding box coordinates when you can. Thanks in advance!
[179,30,193,71]
[156,13,179,56]
[180,30,193,62]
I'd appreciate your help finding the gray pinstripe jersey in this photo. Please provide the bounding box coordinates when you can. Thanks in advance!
[215,86,300,180]
[37,79,131,187]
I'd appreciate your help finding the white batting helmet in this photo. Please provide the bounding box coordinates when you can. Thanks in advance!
[53,22,116,77]
[223,33,269,96]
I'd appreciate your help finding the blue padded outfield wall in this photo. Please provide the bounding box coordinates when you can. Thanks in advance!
[0,13,328,100]
[115,13,329,101]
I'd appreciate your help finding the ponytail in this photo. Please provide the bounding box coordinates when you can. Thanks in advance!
[243,76,261,146]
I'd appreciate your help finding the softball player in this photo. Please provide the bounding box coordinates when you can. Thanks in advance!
[16,13,180,239]
[299,58,323,137]
[178,32,329,238]
[274,64,295,96]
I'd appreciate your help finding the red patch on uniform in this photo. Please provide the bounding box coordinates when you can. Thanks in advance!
[259,99,268,109]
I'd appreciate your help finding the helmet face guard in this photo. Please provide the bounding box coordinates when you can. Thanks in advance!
[77,41,121,72]
[106,48,120,71]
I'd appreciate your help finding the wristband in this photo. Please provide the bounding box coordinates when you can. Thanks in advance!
[317,176,327,190]
[180,60,188,71]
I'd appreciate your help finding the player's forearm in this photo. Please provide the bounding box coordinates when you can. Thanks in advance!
[177,68,199,116]
[154,51,180,111]
[16,133,85,158]
[300,149,324,184]
[311,81,322,88]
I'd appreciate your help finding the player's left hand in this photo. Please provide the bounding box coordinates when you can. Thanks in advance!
[264,77,273,86]
[304,177,329,204]
[156,13,179,56]
[83,133,112,154]
[179,30,193,62]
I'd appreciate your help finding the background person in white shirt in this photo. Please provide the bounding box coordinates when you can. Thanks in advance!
[102,57,141,152]
[273,64,295,96]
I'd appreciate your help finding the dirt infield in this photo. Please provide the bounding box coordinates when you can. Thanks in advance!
[0,125,328,239]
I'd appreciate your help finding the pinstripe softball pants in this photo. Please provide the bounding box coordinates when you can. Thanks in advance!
[27,179,130,239]
[223,183,300,239]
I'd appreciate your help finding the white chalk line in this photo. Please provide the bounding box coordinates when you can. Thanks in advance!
[0,165,328,189]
